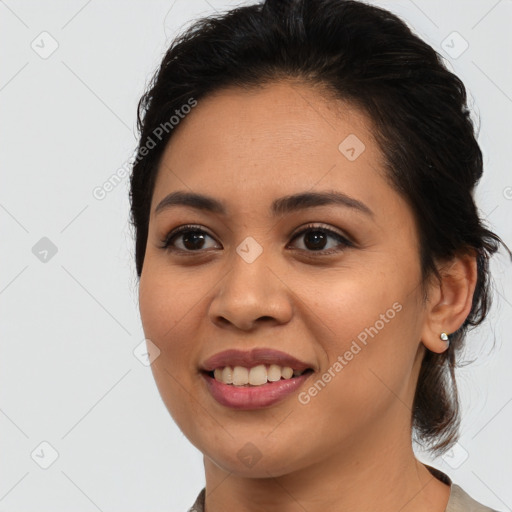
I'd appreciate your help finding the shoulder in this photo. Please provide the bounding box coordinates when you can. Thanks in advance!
[186,482,501,512]
[187,487,205,512]
[425,464,499,512]
[446,483,500,512]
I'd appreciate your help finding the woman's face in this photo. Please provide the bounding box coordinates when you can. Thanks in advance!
[138,81,430,477]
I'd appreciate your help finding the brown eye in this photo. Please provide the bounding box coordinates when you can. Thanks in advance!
[162,225,220,252]
[288,224,353,254]
[161,223,353,256]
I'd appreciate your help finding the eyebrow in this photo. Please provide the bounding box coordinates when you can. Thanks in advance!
[154,190,374,218]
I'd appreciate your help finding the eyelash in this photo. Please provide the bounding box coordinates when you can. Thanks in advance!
[160,223,354,256]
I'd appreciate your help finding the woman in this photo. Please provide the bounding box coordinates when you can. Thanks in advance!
[129,0,510,510]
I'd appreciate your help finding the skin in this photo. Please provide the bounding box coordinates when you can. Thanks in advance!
[138,80,477,512]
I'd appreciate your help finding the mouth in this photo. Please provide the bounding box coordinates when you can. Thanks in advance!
[199,348,316,409]
[203,364,314,386]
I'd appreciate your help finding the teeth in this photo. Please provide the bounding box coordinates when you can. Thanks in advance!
[281,366,293,379]
[232,366,249,386]
[267,364,282,382]
[221,366,233,384]
[249,364,267,385]
[211,364,307,386]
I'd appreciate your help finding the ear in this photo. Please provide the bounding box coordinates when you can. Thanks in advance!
[420,250,478,354]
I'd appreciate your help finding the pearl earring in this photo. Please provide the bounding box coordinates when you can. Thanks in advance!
[440,332,449,343]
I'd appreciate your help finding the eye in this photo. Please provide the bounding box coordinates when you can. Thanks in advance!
[161,222,353,255]
[161,224,220,253]
[287,223,353,255]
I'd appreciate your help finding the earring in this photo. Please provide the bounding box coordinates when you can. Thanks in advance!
[440,332,449,343]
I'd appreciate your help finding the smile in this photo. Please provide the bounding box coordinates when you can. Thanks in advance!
[201,371,314,409]
[210,364,310,386]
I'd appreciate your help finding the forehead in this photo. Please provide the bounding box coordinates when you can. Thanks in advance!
[151,80,392,219]
[158,80,377,159]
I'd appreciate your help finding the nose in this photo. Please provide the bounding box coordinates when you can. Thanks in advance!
[208,248,294,332]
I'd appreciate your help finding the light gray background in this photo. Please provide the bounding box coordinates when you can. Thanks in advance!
[1,0,511,510]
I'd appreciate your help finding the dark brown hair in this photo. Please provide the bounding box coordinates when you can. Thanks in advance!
[129,0,511,455]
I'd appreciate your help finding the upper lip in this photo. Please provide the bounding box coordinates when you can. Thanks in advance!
[200,348,314,372]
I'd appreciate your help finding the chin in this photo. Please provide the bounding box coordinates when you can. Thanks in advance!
[197,434,314,478]
[205,450,305,478]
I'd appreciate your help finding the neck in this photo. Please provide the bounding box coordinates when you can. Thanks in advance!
[201,418,450,512]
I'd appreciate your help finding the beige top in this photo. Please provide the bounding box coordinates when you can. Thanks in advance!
[187,465,499,512]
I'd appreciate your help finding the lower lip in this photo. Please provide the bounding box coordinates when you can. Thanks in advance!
[201,371,313,410]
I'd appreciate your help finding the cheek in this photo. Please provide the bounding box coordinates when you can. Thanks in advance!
[139,259,201,347]
[138,264,211,436]
[138,262,205,391]
[295,263,422,420]
[299,265,406,350]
